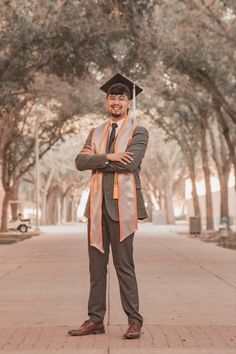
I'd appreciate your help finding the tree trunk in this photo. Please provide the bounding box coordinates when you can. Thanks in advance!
[191,176,201,216]
[213,100,236,192]
[1,150,11,231]
[148,190,159,210]
[9,182,20,220]
[41,192,47,225]
[0,189,11,231]
[41,169,54,225]
[145,193,153,222]
[57,197,62,225]
[219,172,230,224]
[67,199,73,222]
[71,197,76,223]
[200,117,214,230]
[157,188,165,210]
[67,195,77,223]
[61,195,66,224]
[188,166,201,217]
[208,122,232,229]
[164,169,175,224]
[46,187,58,225]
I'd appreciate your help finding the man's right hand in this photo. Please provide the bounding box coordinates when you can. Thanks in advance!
[106,152,134,165]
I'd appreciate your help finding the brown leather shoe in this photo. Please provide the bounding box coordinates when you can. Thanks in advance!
[123,322,142,339]
[68,320,105,336]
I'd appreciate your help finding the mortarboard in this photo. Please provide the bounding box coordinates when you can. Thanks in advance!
[100,73,143,116]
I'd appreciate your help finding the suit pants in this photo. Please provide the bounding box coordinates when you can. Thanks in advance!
[87,199,143,325]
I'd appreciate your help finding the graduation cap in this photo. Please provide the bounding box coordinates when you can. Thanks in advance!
[100,73,143,116]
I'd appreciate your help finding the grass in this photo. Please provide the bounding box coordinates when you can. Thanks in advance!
[0,238,18,244]
[0,231,40,245]
[217,233,236,249]
[189,230,236,250]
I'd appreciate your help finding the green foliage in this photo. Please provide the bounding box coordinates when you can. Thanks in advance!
[0,0,236,228]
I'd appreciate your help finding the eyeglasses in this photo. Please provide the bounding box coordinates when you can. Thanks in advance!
[107,95,129,102]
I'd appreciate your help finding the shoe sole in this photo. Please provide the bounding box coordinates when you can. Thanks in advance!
[69,329,105,336]
[123,334,141,339]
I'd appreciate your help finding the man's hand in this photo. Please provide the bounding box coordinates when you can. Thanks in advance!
[81,144,96,155]
[107,152,134,165]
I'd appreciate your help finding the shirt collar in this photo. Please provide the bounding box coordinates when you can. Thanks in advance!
[109,118,125,130]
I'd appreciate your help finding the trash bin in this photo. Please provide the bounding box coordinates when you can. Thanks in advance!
[189,216,201,234]
[219,216,229,237]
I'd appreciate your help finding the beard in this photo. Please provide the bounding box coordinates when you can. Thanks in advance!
[110,107,122,117]
[111,111,122,117]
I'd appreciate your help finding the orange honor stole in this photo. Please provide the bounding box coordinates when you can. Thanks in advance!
[89,117,138,252]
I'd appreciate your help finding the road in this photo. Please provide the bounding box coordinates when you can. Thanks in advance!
[0,224,235,353]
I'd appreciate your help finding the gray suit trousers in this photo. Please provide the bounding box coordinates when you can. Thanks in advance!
[87,199,143,325]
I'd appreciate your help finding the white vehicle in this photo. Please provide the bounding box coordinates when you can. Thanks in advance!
[7,200,32,233]
[8,218,31,233]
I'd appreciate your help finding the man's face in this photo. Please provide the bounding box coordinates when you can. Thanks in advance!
[106,94,130,119]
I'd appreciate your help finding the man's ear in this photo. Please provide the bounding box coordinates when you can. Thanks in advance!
[104,100,110,117]
[105,99,109,112]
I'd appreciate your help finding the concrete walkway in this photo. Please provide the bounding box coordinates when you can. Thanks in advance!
[0,224,235,354]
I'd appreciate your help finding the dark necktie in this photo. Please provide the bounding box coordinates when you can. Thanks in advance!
[107,122,118,152]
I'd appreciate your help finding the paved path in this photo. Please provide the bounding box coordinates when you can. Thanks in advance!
[0,224,236,354]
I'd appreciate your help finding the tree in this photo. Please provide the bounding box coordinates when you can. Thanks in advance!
[0,98,78,230]
[145,59,232,229]
[208,119,232,226]
[1,0,235,230]
[141,123,187,224]
[145,0,236,188]
[0,0,158,229]
[39,132,91,224]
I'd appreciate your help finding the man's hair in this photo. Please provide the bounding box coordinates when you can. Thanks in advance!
[107,84,131,99]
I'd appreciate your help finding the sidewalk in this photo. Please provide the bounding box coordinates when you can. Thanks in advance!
[0,224,235,354]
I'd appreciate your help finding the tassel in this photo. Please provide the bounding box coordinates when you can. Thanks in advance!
[132,83,136,118]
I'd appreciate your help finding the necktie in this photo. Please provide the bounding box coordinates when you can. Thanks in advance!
[107,122,118,152]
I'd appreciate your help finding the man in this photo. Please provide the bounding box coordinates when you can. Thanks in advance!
[68,73,149,339]
[18,213,30,222]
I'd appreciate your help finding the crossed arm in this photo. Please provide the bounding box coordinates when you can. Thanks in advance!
[75,126,149,173]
